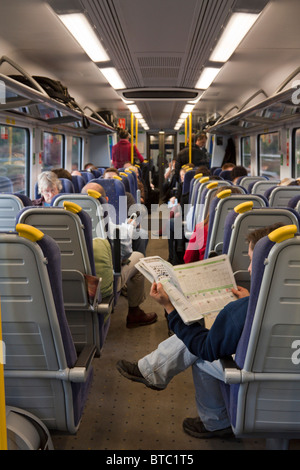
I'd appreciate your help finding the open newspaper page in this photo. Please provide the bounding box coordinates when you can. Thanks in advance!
[136,255,237,325]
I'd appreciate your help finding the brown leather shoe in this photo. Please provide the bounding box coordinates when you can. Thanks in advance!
[126,306,157,328]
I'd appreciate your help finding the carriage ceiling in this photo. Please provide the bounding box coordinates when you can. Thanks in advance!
[0,0,300,133]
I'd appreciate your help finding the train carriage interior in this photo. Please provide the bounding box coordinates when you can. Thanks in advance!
[1,0,300,454]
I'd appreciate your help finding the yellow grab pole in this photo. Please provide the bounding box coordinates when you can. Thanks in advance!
[189,112,192,163]
[131,113,134,164]
[0,301,7,450]
[135,116,138,149]
[185,118,187,146]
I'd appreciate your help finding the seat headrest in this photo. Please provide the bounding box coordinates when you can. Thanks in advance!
[268,224,297,243]
[16,223,44,241]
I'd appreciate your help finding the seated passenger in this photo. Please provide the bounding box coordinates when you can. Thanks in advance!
[52,167,73,181]
[279,177,300,186]
[124,164,146,204]
[32,171,62,206]
[103,167,119,179]
[116,223,283,438]
[81,182,156,328]
[231,165,248,184]
[183,186,242,264]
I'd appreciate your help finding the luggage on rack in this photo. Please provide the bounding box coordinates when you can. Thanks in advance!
[9,74,81,111]
[92,109,117,128]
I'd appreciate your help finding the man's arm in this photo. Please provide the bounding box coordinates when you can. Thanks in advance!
[150,282,249,361]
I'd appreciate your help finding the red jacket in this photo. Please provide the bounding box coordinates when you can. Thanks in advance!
[112,139,144,169]
[183,222,208,264]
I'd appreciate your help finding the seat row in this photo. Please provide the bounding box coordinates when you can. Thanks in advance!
[0,190,126,433]
[181,172,300,239]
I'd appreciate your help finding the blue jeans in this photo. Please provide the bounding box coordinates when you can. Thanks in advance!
[138,334,230,431]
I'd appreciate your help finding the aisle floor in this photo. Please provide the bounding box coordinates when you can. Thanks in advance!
[51,236,300,451]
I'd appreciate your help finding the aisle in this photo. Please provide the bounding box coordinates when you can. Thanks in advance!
[51,235,267,450]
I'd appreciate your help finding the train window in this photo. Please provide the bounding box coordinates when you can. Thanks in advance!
[71,136,82,171]
[0,125,28,194]
[293,128,300,178]
[42,131,64,170]
[258,132,280,180]
[241,136,251,174]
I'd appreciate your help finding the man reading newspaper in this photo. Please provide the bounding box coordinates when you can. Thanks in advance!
[117,223,282,439]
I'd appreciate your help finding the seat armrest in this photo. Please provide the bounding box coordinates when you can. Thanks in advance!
[110,226,121,275]
[69,344,96,382]
[220,357,242,384]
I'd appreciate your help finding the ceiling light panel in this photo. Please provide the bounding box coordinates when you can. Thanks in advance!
[59,13,110,62]
[209,12,259,62]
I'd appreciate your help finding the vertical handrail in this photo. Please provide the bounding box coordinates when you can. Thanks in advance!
[131,113,134,164]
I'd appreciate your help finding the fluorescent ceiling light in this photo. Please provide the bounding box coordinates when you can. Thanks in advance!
[59,13,109,62]
[210,12,259,62]
[99,67,126,90]
[180,112,189,119]
[127,104,139,113]
[183,104,195,113]
[195,67,221,89]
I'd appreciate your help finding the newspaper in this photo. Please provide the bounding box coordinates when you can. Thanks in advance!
[136,255,237,325]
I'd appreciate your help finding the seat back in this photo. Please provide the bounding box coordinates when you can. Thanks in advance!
[187,180,232,236]
[52,192,107,239]
[0,176,13,193]
[1,226,93,433]
[0,193,31,231]
[17,205,111,354]
[17,206,93,274]
[226,226,300,442]
[79,171,94,183]
[287,193,300,209]
[201,183,245,223]
[124,169,138,199]
[238,176,267,191]
[205,194,267,258]
[91,177,127,224]
[71,174,86,193]
[225,205,300,290]
[268,186,300,207]
[182,169,195,195]
[250,179,280,195]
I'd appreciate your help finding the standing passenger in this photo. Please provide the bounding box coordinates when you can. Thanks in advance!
[174,133,209,181]
[112,129,144,169]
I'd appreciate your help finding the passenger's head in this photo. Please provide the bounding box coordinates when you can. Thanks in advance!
[195,132,207,148]
[103,167,119,179]
[222,163,235,170]
[38,171,62,204]
[52,168,72,181]
[231,165,248,183]
[81,182,107,200]
[84,163,97,171]
[119,129,129,139]
[196,165,210,176]
[246,222,284,275]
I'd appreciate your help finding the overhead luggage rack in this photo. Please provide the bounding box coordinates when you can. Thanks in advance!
[207,67,300,135]
[0,56,114,135]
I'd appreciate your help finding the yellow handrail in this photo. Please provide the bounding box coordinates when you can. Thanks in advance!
[131,113,134,164]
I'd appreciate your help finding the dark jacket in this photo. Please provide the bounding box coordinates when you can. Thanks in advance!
[175,145,210,180]
[168,297,249,362]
